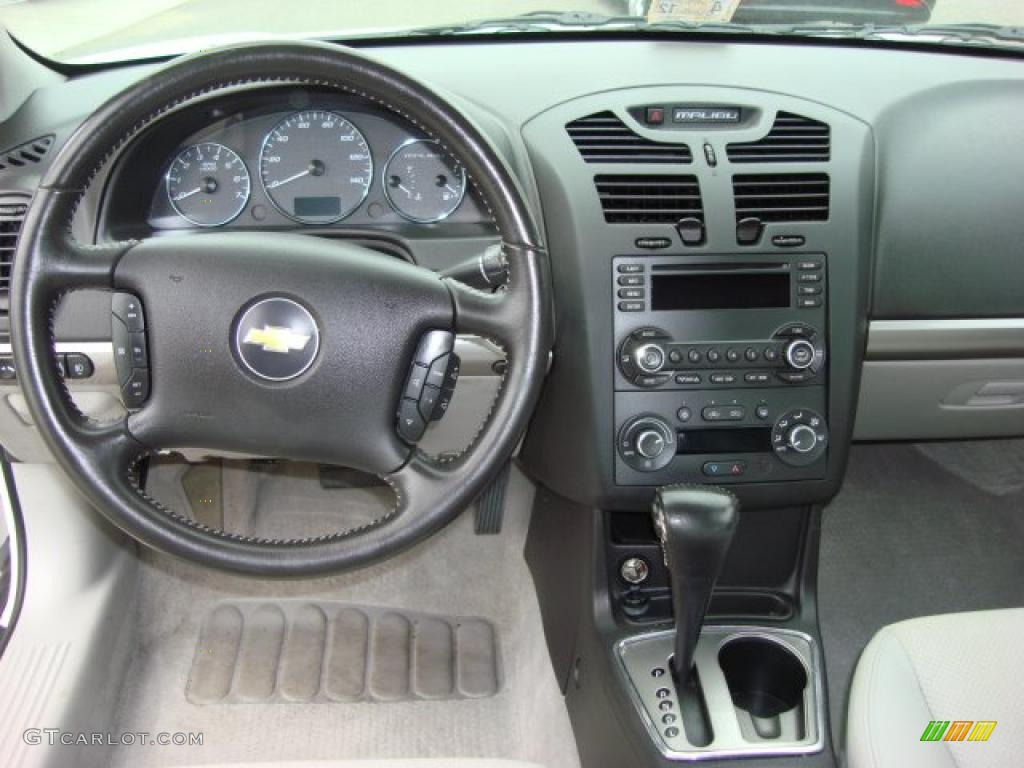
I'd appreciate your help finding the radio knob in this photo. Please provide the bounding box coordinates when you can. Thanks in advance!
[634,343,666,374]
[784,339,816,370]
[787,424,818,454]
[636,429,667,459]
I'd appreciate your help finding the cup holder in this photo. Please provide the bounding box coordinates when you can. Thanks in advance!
[718,636,808,724]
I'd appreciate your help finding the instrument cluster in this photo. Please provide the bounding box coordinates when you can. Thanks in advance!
[148,102,477,231]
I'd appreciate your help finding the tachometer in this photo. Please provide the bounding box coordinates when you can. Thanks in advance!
[384,139,466,223]
[166,142,250,227]
[260,111,373,224]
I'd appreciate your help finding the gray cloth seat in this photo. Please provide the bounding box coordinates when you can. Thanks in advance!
[846,608,1024,768]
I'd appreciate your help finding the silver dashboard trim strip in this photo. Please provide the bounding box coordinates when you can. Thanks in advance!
[867,319,1024,360]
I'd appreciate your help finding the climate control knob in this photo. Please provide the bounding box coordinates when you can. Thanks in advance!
[636,429,667,459]
[787,424,819,453]
[618,416,676,472]
[784,339,817,370]
[771,408,828,467]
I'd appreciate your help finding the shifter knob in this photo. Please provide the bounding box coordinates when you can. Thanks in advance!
[652,485,739,681]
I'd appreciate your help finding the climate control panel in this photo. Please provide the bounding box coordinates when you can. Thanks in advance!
[614,388,828,486]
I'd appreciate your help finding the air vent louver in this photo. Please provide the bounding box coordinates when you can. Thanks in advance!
[567,112,692,164]
[0,194,30,338]
[727,112,830,163]
[733,174,829,223]
[596,175,703,224]
[0,135,55,173]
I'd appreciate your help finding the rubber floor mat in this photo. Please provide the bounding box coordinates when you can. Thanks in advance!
[186,601,502,704]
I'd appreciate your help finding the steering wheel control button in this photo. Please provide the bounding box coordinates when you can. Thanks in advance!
[398,330,461,441]
[65,354,94,380]
[772,408,828,467]
[396,398,427,443]
[234,297,319,382]
[404,364,427,400]
[122,368,150,409]
[112,292,145,331]
[129,333,149,368]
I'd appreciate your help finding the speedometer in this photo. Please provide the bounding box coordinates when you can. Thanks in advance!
[259,111,373,224]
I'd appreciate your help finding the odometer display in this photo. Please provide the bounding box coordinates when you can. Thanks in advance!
[260,111,372,224]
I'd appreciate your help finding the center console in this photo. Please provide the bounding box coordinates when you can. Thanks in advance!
[613,253,829,487]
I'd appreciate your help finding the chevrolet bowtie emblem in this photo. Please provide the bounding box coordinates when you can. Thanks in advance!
[242,325,312,354]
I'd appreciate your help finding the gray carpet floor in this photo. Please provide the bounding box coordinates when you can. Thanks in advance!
[819,440,1024,748]
[110,463,580,768]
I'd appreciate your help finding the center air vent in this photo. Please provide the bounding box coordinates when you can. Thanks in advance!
[727,113,830,163]
[596,175,703,224]
[0,135,55,173]
[567,112,692,164]
[732,174,829,223]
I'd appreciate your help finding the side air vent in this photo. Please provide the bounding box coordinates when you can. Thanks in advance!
[596,175,703,224]
[733,174,830,223]
[0,193,30,339]
[567,112,692,164]
[726,113,830,163]
[0,135,55,173]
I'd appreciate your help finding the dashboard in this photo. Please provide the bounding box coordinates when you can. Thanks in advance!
[2,35,1024,512]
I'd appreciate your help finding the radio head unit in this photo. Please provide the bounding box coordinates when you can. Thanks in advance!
[612,252,829,486]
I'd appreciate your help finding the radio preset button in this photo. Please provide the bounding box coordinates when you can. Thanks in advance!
[687,349,703,364]
[726,349,740,363]
[706,349,721,364]
[668,349,683,364]
[744,347,759,362]
[764,348,779,362]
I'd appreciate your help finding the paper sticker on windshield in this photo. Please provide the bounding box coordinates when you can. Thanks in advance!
[646,0,742,24]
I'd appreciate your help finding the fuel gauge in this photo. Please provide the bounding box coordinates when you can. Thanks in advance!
[384,139,466,223]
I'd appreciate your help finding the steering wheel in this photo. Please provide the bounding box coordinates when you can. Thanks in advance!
[11,43,551,576]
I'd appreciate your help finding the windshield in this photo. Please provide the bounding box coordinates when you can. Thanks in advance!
[1,0,1023,64]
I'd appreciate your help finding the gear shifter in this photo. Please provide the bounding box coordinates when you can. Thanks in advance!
[652,485,739,680]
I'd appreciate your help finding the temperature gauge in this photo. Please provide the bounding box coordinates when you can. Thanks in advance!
[384,139,466,223]
[166,142,250,227]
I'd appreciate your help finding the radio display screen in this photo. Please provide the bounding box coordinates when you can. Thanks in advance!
[651,272,790,310]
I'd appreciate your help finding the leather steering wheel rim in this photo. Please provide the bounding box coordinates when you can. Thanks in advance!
[11,42,552,576]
